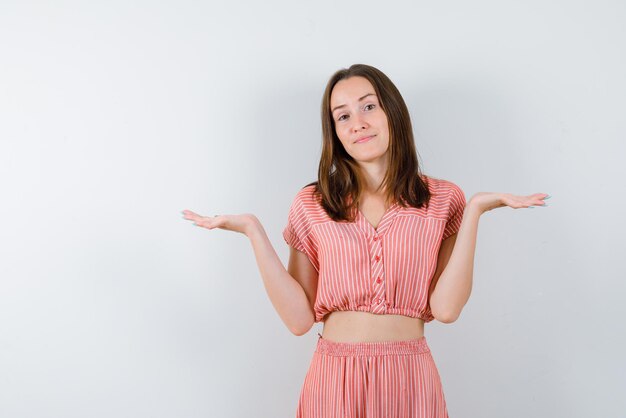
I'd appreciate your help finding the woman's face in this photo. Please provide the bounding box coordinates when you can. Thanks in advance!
[330,76,390,166]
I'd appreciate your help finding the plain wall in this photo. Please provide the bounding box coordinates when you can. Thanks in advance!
[1,1,624,417]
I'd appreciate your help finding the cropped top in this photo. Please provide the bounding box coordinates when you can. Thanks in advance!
[282,175,466,323]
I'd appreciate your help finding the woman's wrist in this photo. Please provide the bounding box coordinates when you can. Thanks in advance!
[244,214,264,238]
[466,197,487,217]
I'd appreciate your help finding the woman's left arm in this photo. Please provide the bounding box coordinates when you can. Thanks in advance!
[429,192,550,323]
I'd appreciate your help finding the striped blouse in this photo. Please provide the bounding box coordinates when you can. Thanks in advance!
[282,175,466,323]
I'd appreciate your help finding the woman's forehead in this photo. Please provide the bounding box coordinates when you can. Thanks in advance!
[330,76,377,108]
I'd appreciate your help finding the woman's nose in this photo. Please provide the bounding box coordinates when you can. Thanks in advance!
[351,115,368,132]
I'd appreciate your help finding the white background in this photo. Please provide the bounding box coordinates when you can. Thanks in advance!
[1,1,624,417]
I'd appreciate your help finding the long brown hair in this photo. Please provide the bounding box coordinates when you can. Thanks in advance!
[305,63,431,222]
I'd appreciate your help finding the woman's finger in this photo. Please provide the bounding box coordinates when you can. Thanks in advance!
[519,193,550,209]
[194,217,212,228]
[182,210,211,221]
[181,209,201,219]
[503,194,538,209]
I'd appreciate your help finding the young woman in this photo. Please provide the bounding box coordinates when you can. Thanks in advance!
[182,64,549,417]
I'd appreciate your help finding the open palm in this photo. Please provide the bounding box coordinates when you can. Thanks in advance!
[181,210,257,235]
[470,192,550,213]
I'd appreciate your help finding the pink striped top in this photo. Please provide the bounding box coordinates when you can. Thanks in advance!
[282,175,466,324]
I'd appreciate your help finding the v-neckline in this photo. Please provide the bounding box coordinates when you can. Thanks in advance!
[356,201,400,232]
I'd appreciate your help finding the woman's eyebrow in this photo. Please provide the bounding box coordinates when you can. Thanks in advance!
[332,93,377,114]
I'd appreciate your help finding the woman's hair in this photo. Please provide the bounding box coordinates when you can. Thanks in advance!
[306,63,431,222]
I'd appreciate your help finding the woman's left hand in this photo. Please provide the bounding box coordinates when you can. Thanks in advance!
[468,192,550,214]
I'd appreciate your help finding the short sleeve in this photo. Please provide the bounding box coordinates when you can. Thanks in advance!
[282,190,319,271]
[442,181,466,240]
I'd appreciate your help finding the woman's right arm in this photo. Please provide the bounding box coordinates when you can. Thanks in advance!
[246,216,316,336]
[182,209,316,336]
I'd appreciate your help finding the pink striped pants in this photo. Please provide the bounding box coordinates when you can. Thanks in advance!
[295,334,449,418]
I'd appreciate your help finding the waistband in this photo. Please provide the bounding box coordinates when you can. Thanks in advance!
[315,333,430,356]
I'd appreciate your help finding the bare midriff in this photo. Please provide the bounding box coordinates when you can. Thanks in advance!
[321,311,425,343]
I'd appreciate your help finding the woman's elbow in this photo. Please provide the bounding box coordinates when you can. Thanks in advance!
[290,324,313,336]
[434,309,460,324]
[289,315,315,336]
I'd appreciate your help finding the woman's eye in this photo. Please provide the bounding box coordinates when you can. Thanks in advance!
[364,104,375,111]
[337,115,347,121]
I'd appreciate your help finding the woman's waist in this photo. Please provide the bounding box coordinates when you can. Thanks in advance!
[321,311,425,343]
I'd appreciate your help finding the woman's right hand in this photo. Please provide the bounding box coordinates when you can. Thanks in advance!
[181,210,258,236]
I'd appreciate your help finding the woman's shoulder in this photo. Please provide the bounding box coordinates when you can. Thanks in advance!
[286,182,330,225]
[287,181,322,210]
[421,174,464,198]
[295,181,319,200]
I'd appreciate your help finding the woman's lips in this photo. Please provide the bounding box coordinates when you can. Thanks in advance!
[355,135,375,144]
